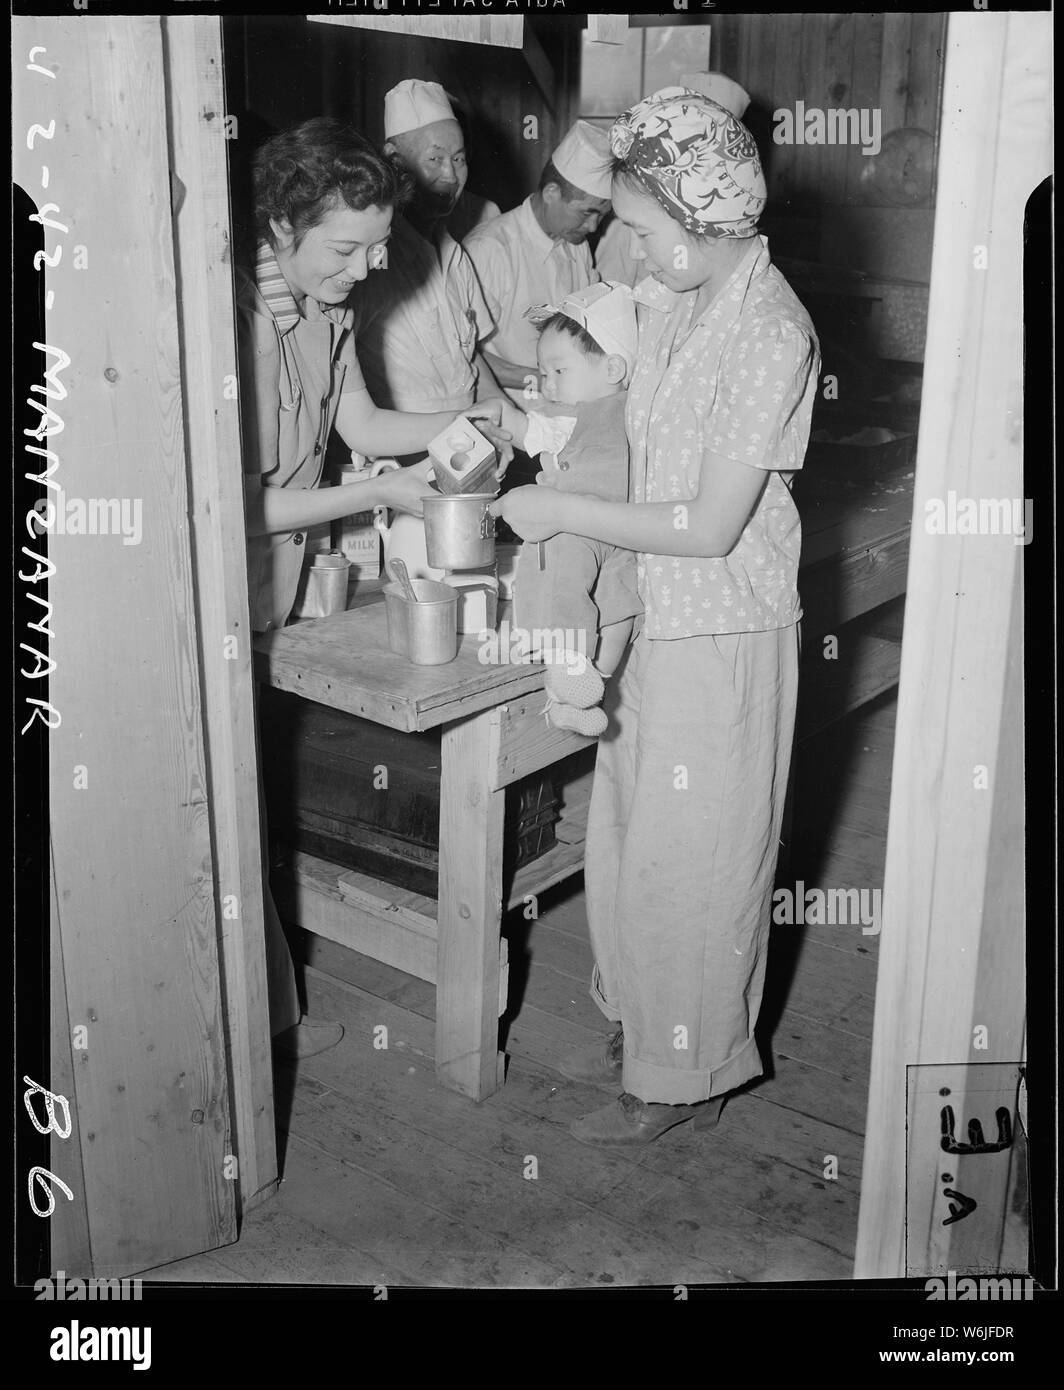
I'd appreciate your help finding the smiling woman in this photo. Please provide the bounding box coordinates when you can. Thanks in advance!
[271,202,394,304]
[238,117,510,625]
[255,123,398,305]
[236,116,513,1051]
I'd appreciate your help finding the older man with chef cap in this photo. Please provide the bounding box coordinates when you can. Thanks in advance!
[350,79,501,419]
[464,120,612,403]
[595,72,752,287]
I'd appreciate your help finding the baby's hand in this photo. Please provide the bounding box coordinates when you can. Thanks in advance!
[535,468,561,488]
[464,400,515,474]
[488,485,564,543]
[496,396,528,438]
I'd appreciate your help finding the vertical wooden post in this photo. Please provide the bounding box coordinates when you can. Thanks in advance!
[161,14,278,1214]
[586,16,628,46]
[48,849,91,1273]
[855,12,1050,1278]
[16,15,239,1274]
[436,711,505,1099]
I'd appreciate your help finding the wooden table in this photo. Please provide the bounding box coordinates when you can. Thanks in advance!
[255,449,917,1096]
[255,600,593,1101]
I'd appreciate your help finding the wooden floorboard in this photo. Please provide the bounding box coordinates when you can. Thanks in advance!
[832,781,892,821]
[139,1250,250,1284]
[741,1055,869,1138]
[291,974,854,1281]
[285,1074,737,1286]
[835,803,891,841]
[164,692,897,1288]
[810,845,887,888]
[206,1204,409,1288]
[276,1134,568,1288]
[510,915,597,983]
[791,924,880,961]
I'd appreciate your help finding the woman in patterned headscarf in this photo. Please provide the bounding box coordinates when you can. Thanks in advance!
[492,88,821,1144]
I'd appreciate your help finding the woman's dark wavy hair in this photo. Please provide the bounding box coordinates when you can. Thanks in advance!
[252,117,411,249]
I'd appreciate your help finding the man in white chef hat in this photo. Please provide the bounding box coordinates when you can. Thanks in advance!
[595,71,752,286]
[350,78,501,418]
[464,119,613,404]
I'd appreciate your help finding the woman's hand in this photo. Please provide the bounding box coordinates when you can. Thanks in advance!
[489,484,565,543]
[464,399,515,479]
[377,458,435,517]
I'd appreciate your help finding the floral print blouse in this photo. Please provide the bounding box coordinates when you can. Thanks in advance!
[627,236,820,637]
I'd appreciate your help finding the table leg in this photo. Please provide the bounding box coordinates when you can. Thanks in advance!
[436,709,505,1099]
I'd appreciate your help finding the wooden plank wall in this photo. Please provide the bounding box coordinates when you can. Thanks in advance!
[161,14,278,1214]
[713,12,946,211]
[310,14,525,49]
[16,15,238,1275]
[854,10,1050,1278]
[223,15,577,221]
[715,12,946,354]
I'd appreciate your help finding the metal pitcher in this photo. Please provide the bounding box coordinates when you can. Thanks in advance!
[369,458,444,580]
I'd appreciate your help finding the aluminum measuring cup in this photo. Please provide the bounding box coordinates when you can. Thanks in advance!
[304,549,351,617]
[383,577,459,664]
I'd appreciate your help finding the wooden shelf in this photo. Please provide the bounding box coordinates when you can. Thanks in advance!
[794,437,914,731]
[798,597,905,740]
[276,850,510,1016]
[800,527,911,631]
[507,836,586,910]
[278,756,593,924]
[275,758,595,1015]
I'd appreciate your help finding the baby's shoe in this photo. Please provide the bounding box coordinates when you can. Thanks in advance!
[544,654,604,710]
[546,701,608,737]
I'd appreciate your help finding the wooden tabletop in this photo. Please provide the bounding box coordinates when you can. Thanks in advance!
[254,596,547,732]
[256,450,917,732]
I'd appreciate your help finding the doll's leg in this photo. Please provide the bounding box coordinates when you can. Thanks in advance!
[542,614,625,733]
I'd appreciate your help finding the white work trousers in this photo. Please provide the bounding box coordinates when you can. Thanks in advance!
[584,625,799,1105]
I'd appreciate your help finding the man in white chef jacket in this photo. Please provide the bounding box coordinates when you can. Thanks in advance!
[448,186,501,244]
[595,71,752,287]
[351,79,499,416]
[463,120,612,404]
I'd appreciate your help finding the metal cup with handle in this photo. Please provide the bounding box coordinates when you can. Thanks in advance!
[422,493,497,572]
[383,576,458,664]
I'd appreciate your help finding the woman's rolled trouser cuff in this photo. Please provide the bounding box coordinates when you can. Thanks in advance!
[623,1035,762,1106]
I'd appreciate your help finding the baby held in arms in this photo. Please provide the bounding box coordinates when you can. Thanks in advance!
[497,282,642,737]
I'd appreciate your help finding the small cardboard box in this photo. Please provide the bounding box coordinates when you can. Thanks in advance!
[427,416,498,495]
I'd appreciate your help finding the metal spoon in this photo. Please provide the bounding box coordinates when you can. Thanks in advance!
[387,557,420,604]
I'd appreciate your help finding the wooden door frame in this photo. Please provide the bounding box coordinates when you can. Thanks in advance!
[161,13,278,1217]
[16,12,276,1276]
[854,11,1050,1278]
[24,7,1046,1280]
[15,11,274,1277]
